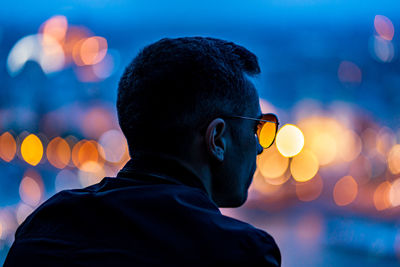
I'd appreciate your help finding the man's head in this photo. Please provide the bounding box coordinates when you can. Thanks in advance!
[117,37,263,207]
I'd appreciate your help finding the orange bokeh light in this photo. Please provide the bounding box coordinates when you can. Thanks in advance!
[0,132,17,162]
[40,15,68,44]
[373,181,392,211]
[46,137,71,169]
[73,36,107,66]
[333,175,358,206]
[72,140,103,171]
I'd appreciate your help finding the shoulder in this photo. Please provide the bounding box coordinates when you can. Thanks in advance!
[214,214,281,266]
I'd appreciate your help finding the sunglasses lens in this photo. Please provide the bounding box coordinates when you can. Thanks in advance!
[257,114,278,148]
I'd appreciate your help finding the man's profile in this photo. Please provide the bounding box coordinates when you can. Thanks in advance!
[5,37,281,266]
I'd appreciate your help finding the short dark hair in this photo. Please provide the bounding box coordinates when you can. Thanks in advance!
[117,37,260,154]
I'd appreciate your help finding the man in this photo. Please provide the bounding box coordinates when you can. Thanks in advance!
[5,37,281,266]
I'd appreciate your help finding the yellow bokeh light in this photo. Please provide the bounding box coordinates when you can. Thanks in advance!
[257,144,289,179]
[310,132,337,165]
[21,134,43,166]
[388,144,400,174]
[373,181,392,211]
[389,179,400,207]
[298,116,344,165]
[290,149,319,182]
[72,140,103,171]
[0,132,17,162]
[46,137,71,169]
[333,176,358,206]
[276,124,304,157]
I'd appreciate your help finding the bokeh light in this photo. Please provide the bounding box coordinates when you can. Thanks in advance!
[337,61,362,84]
[290,149,319,182]
[370,36,395,63]
[72,140,103,171]
[40,15,68,43]
[389,178,400,207]
[373,181,392,211]
[15,203,34,225]
[21,134,43,166]
[0,132,17,162]
[78,161,105,187]
[98,129,128,163]
[55,169,81,192]
[388,144,400,174]
[295,174,323,202]
[374,15,395,41]
[337,130,362,162]
[19,170,43,207]
[46,137,71,169]
[276,124,304,157]
[333,176,358,206]
[73,36,107,66]
[257,144,289,179]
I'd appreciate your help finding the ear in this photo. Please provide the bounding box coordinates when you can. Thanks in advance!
[205,118,226,162]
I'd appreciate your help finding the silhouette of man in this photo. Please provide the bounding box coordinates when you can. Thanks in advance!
[5,37,281,266]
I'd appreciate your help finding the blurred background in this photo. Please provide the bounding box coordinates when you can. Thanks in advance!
[1,0,400,265]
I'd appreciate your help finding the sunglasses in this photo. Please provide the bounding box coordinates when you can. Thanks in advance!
[224,113,279,149]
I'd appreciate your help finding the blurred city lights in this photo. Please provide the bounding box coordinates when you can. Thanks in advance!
[276,124,304,157]
[40,15,68,43]
[251,170,282,195]
[376,127,396,156]
[374,15,395,41]
[337,61,362,84]
[290,149,319,182]
[7,34,65,76]
[298,116,344,165]
[337,130,362,162]
[0,132,16,162]
[21,134,43,166]
[92,50,119,79]
[19,170,43,207]
[370,36,395,63]
[81,106,115,139]
[295,174,323,202]
[78,161,105,187]
[333,176,358,206]
[388,144,400,174]
[46,137,71,169]
[72,140,102,171]
[15,203,34,225]
[98,129,128,163]
[55,169,81,192]
[373,181,392,211]
[73,36,107,66]
[389,178,400,207]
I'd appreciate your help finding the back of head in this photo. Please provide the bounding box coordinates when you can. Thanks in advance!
[117,37,260,155]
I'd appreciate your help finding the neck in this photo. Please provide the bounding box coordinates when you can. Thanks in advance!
[123,150,213,197]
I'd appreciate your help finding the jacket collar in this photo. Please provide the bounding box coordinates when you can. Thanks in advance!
[117,151,208,194]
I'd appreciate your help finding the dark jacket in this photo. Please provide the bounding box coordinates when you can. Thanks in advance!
[5,153,281,266]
